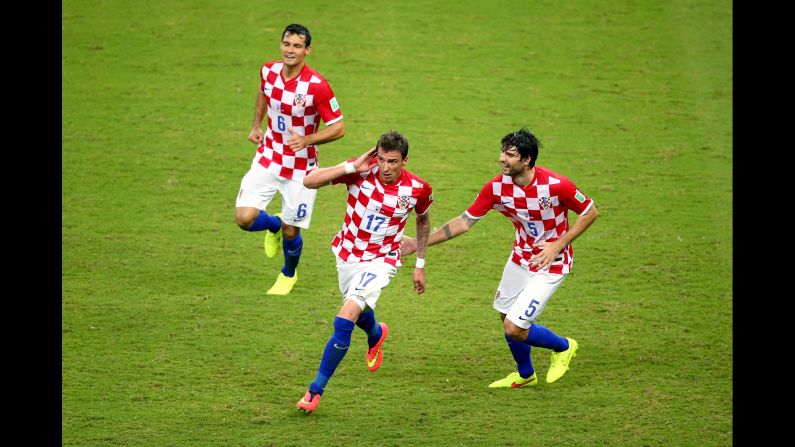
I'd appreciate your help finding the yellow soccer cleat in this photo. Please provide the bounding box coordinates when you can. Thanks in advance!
[266,271,298,295]
[488,371,538,388]
[546,338,578,383]
[264,213,283,258]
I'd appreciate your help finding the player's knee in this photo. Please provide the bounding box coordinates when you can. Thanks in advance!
[235,216,251,230]
[504,320,528,341]
[235,209,255,230]
[338,299,364,321]
[283,225,300,239]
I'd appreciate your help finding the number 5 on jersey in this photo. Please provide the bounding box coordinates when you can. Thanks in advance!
[526,221,538,237]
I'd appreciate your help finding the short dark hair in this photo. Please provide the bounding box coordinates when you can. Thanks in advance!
[501,127,541,168]
[282,23,311,46]
[377,130,409,159]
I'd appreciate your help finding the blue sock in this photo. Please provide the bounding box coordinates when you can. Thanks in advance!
[309,317,355,395]
[246,210,281,232]
[356,309,382,348]
[524,324,569,352]
[281,234,303,277]
[505,333,534,379]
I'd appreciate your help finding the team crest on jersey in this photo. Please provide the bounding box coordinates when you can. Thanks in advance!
[294,94,306,107]
[397,195,411,211]
[539,196,552,210]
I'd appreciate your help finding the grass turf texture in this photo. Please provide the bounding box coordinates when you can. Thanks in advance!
[62,0,732,445]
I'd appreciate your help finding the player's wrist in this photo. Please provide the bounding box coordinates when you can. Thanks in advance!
[415,258,425,269]
[343,161,356,174]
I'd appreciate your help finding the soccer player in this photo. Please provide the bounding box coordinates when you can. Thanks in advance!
[402,127,598,388]
[295,130,432,414]
[235,23,345,295]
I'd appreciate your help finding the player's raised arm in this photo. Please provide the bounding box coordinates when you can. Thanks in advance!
[303,147,377,189]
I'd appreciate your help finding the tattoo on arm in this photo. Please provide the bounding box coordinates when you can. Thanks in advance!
[443,224,452,240]
[461,213,478,228]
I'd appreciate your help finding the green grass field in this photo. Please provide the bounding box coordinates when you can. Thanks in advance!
[62,0,732,445]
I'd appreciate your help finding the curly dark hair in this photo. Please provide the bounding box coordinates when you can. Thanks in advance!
[501,127,541,168]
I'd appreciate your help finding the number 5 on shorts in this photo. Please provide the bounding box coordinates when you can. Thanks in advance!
[524,299,540,319]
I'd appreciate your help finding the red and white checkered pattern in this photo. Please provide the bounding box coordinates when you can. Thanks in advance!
[252,61,343,181]
[330,166,433,266]
[465,166,593,275]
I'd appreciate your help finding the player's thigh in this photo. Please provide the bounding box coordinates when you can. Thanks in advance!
[236,167,279,210]
[492,261,528,316]
[505,271,566,329]
[278,179,317,229]
[336,258,396,311]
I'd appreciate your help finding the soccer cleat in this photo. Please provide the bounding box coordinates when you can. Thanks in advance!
[266,271,298,295]
[264,213,283,258]
[488,371,538,388]
[296,390,321,414]
[366,322,389,372]
[546,337,578,383]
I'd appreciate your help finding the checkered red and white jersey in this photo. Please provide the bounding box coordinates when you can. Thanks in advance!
[465,166,593,275]
[330,164,433,266]
[251,61,343,181]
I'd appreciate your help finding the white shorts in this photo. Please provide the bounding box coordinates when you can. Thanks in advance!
[235,165,317,229]
[336,257,398,312]
[493,261,566,329]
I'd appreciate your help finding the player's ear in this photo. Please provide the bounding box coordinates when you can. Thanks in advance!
[305,45,312,55]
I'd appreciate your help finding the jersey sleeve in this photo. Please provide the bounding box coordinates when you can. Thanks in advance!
[558,178,594,215]
[414,181,433,215]
[259,62,272,92]
[465,181,497,219]
[314,81,343,125]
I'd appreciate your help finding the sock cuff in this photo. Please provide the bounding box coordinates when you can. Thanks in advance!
[333,316,355,333]
[283,234,303,249]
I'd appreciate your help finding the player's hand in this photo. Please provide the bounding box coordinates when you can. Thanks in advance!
[286,127,308,150]
[401,236,417,256]
[353,146,378,172]
[249,127,264,145]
[413,268,426,295]
[529,241,563,269]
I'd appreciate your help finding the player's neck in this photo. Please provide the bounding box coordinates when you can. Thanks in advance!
[281,62,304,81]
[513,167,535,187]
